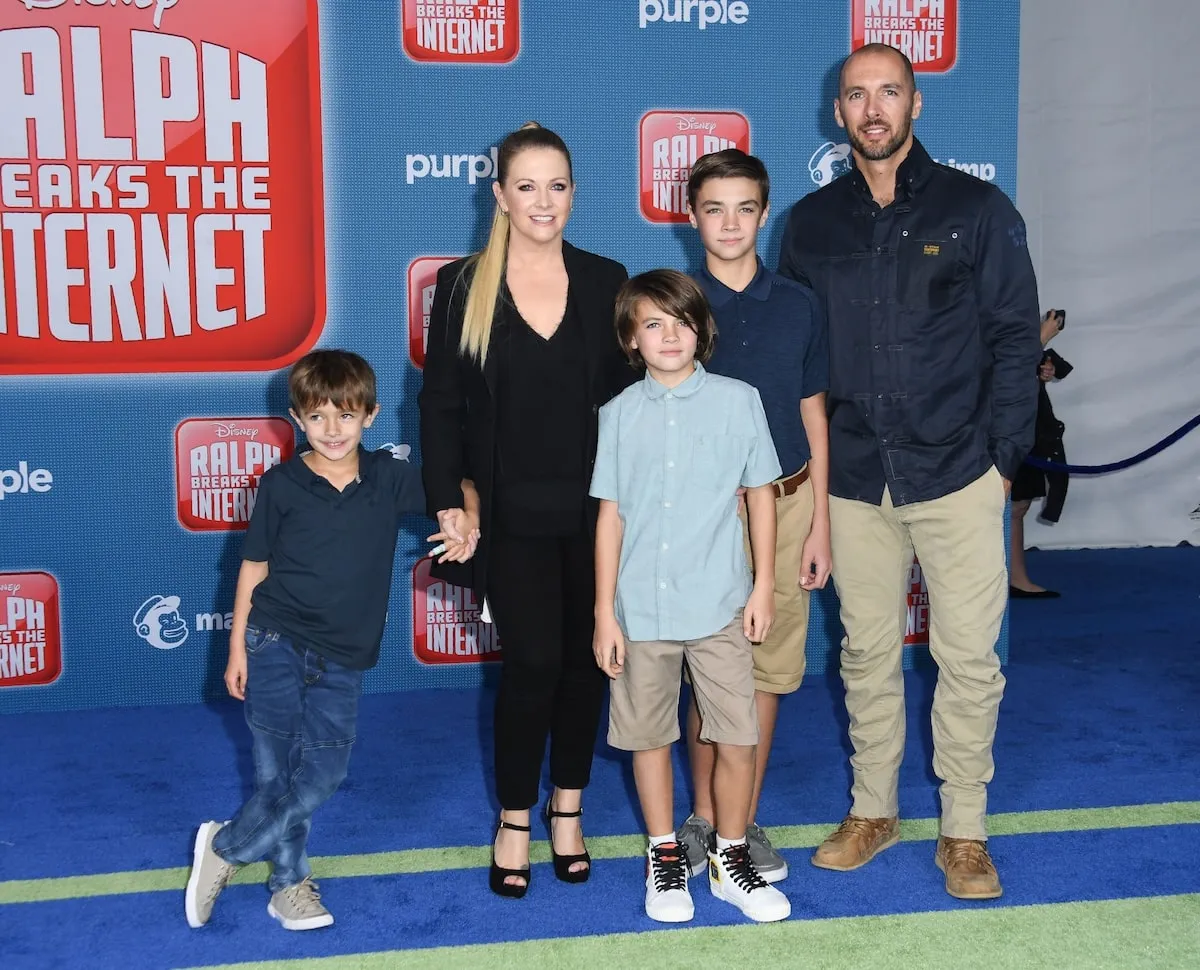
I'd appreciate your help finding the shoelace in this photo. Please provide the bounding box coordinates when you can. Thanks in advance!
[834,816,888,841]
[943,840,994,874]
[285,877,324,910]
[649,843,688,893]
[719,843,769,892]
[205,861,237,904]
[749,824,776,852]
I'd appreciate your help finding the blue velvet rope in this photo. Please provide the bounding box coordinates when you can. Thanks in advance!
[1023,414,1200,474]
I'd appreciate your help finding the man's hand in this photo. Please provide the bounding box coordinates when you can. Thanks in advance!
[1039,310,1063,347]
[743,585,775,644]
[225,644,247,701]
[593,614,626,679]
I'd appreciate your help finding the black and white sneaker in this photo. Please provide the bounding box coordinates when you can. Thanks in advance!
[645,841,694,923]
[708,841,791,922]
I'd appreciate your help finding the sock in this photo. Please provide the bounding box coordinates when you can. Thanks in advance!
[716,835,747,853]
[649,832,677,848]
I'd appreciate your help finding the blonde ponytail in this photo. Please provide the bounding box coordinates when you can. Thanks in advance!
[458,205,509,364]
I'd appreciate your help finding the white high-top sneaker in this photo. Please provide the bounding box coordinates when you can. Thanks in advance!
[708,840,791,922]
[644,841,694,923]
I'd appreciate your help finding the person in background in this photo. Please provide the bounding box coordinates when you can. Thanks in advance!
[1009,309,1073,598]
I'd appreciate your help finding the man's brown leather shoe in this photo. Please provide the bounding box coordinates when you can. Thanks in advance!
[811,815,900,871]
[935,837,1003,899]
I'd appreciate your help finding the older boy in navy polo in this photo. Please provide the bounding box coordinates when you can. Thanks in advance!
[679,150,831,883]
[185,351,466,932]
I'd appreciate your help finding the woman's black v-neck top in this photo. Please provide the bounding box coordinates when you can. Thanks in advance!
[492,292,590,536]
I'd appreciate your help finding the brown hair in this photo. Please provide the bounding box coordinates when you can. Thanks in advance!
[288,350,377,415]
[458,122,573,364]
[687,148,770,212]
[614,270,716,368]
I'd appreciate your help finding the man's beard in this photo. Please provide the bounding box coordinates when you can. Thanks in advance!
[847,116,912,161]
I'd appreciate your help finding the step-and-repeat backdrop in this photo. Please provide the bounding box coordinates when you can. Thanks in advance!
[0,0,1018,713]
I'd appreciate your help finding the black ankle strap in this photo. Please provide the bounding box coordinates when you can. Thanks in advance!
[547,806,583,819]
[498,819,531,833]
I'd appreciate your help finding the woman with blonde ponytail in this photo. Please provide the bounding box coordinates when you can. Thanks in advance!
[418,123,632,899]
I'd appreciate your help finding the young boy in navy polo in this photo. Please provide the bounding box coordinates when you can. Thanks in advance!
[678,150,831,883]
[185,350,471,931]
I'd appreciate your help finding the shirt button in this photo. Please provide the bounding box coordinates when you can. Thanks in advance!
[874,344,881,350]
[665,392,673,399]
[667,461,675,468]
[668,419,675,426]
[662,542,669,550]
[659,582,667,590]
[664,501,672,508]
[741,340,748,347]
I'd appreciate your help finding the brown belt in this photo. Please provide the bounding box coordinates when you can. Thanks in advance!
[772,465,810,499]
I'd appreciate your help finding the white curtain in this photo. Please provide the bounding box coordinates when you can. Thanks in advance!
[1018,0,1200,548]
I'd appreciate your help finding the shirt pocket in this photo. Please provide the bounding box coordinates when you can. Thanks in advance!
[896,235,963,310]
[690,434,751,492]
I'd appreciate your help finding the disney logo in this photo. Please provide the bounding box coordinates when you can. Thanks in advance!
[0,583,22,594]
[17,0,181,31]
[213,423,260,440]
[673,115,718,134]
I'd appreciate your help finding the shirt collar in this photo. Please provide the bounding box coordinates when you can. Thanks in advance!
[696,258,773,307]
[293,445,370,492]
[848,135,935,205]
[641,360,708,400]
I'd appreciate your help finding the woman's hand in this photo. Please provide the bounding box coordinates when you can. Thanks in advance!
[430,508,481,563]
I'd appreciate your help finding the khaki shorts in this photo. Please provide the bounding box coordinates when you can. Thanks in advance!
[608,613,758,751]
[739,474,815,694]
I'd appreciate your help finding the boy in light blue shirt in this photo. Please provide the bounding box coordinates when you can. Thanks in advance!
[590,269,791,924]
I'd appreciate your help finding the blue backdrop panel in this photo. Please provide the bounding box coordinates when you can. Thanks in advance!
[0,0,1018,713]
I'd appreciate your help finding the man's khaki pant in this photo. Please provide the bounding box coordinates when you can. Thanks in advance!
[829,467,1008,840]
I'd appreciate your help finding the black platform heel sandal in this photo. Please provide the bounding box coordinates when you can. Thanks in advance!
[489,818,532,899]
[543,802,591,884]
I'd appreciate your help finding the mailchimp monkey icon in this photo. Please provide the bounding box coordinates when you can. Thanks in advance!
[809,141,852,187]
[134,595,190,650]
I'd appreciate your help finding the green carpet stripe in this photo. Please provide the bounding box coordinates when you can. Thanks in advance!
[2,800,1198,905]
[185,893,1200,970]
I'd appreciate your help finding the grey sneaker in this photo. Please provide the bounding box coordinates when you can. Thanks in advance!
[268,877,334,931]
[185,821,239,928]
[746,822,788,884]
[677,814,715,877]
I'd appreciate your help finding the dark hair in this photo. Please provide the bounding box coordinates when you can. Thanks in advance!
[288,350,377,415]
[838,42,916,95]
[614,269,716,368]
[687,148,770,211]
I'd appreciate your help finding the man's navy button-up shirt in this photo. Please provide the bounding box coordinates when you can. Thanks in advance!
[778,138,1042,506]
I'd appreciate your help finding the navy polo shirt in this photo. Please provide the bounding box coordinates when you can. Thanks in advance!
[697,260,829,476]
[241,446,425,670]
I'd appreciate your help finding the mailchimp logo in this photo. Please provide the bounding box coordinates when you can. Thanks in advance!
[809,141,852,187]
[380,442,412,461]
[639,1,749,29]
[134,595,190,650]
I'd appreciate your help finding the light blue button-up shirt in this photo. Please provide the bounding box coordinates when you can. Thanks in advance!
[589,362,782,642]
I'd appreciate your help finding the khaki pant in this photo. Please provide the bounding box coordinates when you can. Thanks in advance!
[740,476,815,694]
[829,467,1007,840]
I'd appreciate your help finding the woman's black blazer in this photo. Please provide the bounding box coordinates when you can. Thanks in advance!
[417,241,633,600]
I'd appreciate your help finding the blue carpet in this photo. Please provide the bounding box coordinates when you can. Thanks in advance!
[0,547,1197,969]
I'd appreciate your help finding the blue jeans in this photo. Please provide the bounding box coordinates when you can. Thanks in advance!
[213,625,362,892]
